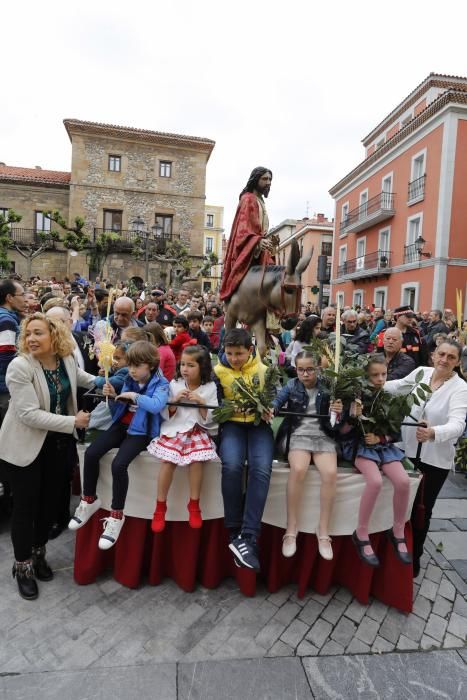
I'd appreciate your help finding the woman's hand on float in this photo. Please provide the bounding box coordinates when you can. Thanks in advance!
[74,410,90,429]
[416,426,435,442]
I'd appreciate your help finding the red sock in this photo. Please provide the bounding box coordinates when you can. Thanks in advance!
[110,509,124,520]
[82,495,97,504]
[187,499,202,529]
[151,500,167,533]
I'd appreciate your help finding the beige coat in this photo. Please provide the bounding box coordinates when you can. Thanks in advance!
[0,354,96,467]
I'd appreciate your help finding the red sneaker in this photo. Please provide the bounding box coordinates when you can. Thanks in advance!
[187,499,202,529]
[151,502,167,533]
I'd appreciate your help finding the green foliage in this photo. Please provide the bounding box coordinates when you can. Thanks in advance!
[197,252,219,278]
[455,437,467,471]
[0,208,22,272]
[43,210,90,250]
[213,364,281,426]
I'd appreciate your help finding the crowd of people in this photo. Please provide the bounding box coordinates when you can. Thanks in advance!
[0,271,466,602]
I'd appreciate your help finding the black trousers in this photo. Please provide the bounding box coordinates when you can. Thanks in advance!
[410,461,449,564]
[0,433,74,561]
[83,422,149,510]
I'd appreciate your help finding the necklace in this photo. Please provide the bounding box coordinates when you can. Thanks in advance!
[429,371,454,392]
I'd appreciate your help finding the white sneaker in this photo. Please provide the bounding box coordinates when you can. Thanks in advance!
[282,533,297,558]
[68,498,102,531]
[98,515,125,550]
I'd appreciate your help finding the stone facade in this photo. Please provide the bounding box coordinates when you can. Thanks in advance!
[0,119,215,283]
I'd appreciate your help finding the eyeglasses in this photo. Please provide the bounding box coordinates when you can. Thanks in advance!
[297,367,317,375]
[13,293,26,297]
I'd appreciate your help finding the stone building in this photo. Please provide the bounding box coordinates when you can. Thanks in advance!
[0,119,215,284]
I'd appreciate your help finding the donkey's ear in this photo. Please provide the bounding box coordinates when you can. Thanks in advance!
[296,245,314,275]
[286,239,301,274]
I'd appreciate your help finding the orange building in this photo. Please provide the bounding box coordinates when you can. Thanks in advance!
[272,214,333,307]
[329,73,467,314]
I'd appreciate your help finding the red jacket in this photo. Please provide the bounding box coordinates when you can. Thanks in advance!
[169,331,195,362]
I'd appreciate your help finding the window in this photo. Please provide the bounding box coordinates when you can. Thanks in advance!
[206,214,214,227]
[401,283,419,310]
[205,237,214,254]
[378,227,390,254]
[411,153,425,181]
[155,214,173,235]
[338,245,347,265]
[108,155,121,172]
[341,202,349,231]
[407,214,422,246]
[159,161,172,178]
[336,292,345,308]
[103,209,122,232]
[356,237,366,259]
[34,211,51,232]
[0,207,10,229]
[409,150,426,203]
[375,138,384,150]
[359,190,368,219]
[353,290,363,308]
[321,241,332,257]
[374,287,388,309]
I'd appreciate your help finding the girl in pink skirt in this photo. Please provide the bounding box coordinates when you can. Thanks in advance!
[148,345,218,531]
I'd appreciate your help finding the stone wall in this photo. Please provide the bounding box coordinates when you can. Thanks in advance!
[0,182,69,229]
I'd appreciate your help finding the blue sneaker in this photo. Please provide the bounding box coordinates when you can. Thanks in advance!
[229,535,260,572]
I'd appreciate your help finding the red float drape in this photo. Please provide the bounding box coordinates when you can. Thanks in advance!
[74,512,414,612]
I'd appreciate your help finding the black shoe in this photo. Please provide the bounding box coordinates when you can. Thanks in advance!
[12,562,39,600]
[386,529,413,565]
[32,546,54,581]
[48,522,67,540]
[352,530,380,567]
[229,535,260,572]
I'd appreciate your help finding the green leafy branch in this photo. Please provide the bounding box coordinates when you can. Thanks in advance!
[213,364,281,426]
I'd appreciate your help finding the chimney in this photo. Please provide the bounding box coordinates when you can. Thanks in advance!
[317,213,325,221]
[35,165,42,170]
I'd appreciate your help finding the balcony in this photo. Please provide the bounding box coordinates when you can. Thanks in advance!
[407,174,426,204]
[403,242,422,264]
[8,228,55,246]
[93,228,177,254]
[337,250,392,280]
[340,192,395,234]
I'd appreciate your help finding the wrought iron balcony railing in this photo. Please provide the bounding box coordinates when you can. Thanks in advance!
[407,174,426,203]
[340,192,395,234]
[404,242,422,264]
[337,250,391,278]
[8,228,54,245]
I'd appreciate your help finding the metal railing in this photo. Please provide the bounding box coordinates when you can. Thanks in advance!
[340,192,395,232]
[408,174,426,202]
[93,228,177,253]
[337,250,391,277]
[403,242,421,264]
[8,228,53,245]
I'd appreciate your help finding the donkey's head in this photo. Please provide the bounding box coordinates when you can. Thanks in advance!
[269,239,313,330]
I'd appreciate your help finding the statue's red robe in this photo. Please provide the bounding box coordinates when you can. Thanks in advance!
[220,192,274,302]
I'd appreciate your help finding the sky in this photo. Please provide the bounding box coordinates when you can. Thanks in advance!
[2,0,467,234]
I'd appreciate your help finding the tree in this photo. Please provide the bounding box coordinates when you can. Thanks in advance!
[197,251,219,279]
[44,210,90,251]
[0,209,21,276]
[131,237,193,286]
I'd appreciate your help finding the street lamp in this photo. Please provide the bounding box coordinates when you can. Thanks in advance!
[131,217,163,283]
[415,235,432,259]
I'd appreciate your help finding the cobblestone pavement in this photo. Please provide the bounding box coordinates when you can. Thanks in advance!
[1,473,467,699]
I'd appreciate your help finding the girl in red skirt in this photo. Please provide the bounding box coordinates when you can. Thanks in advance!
[148,345,218,531]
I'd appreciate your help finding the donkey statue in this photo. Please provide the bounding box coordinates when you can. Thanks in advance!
[224,239,313,357]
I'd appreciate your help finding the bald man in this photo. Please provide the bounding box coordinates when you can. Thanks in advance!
[94,296,143,341]
[379,326,416,379]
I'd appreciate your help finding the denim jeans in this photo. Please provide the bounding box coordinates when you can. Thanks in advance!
[219,420,274,537]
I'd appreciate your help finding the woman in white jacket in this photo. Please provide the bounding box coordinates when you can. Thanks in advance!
[385,340,467,577]
[0,313,96,600]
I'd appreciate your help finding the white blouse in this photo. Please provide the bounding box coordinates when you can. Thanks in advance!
[385,367,467,470]
[159,378,218,438]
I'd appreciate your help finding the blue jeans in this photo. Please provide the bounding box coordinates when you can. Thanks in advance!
[219,421,274,537]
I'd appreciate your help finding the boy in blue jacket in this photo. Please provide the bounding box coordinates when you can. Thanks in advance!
[69,341,169,549]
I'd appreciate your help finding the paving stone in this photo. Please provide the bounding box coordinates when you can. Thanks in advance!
[429,518,459,531]
[310,588,336,606]
[403,613,426,643]
[298,599,324,626]
[306,618,332,649]
[412,594,432,620]
[452,518,467,531]
[445,569,467,596]
[303,650,467,699]
[344,599,368,624]
[438,473,467,498]
[432,498,467,518]
[366,599,388,623]
[267,587,293,607]
[443,632,465,649]
[447,612,467,641]
[330,617,357,647]
[430,532,467,560]
[178,658,312,699]
[419,577,439,602]
[296,640,319,657]
[439,576,457,601]
[255,620,287,651]
[345,638,370,654]
[321,598,347,625]
[371,636,395,653]
[396,634,419,650]
[280,619,309,649]
[355,616,379,646]
[379,616,404,645]
[453,594,467,617]
[424,539,454,570]
[425,562,444,584]
[420,633,441,650]
[272,601,301,627]
[432,596,452,618]
[451,559,467,581]
[334,587,353,604]
[319,640,345,656]
[424,613,448,642]
[266,640,294,657]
